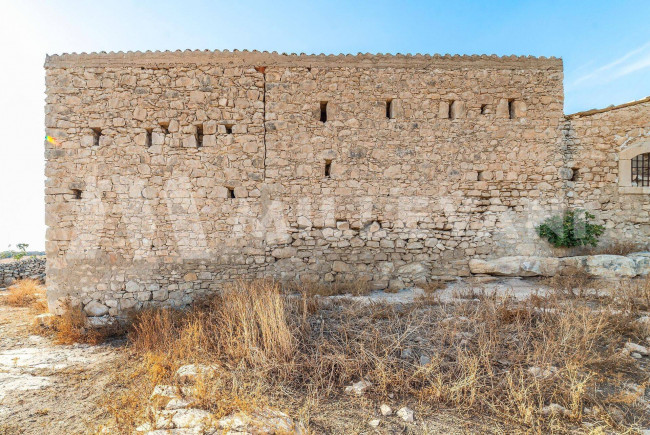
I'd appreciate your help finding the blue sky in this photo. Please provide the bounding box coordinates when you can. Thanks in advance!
[1,0,649,250]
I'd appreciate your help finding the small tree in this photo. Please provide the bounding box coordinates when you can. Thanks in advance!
[536,209,604,248]
[13,243,29,260]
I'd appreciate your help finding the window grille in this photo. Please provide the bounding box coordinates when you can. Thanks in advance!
[632,153,650,187]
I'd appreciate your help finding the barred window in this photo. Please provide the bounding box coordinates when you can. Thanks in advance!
[632,153,650,187]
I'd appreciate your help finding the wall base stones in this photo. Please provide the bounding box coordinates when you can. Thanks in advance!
[469,252,650,279]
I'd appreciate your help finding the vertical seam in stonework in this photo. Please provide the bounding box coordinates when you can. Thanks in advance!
[562,118,574,207]
[262,70,267,180]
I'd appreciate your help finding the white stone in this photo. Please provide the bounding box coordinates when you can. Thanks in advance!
[218,408,299,433]
[469,256,560,277]
[625,342,649,356]
[176,364,218,382]
[150,385,180,401]
[84,300,109,317]
[396,406,414,422]
[344,380,372,395]
[380,404,392,416]
[368,419,381,427]
[541,403,570,416]
[528,366,558,378]
[583,255,637,278]
[166,398,195,410]
[171,408,212,429]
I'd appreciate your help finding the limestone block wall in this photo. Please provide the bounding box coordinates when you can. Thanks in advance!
[44,51,568,316]
[263,61,566,284]
[565,99,650,244]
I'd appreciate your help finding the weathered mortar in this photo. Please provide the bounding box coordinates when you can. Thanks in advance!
[42,50,649,317]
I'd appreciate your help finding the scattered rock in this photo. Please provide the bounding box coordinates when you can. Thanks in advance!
[419,355,431,366]
[528,366,558,378]
[396,406,414,422]
[176,364,218,382]
[368,419,381,428]
[166,398,195,410]
[171,408,212,429]
[636,316,650,326]
[33,313,56,328]
[135,422,152,432]
[625,342,649,356]
[345,380,372,395]
[217,408,301,434]
[400,348,413,359]
[440,316,470,325]
[380,404,392,416]
[541,403,570,417]
[150,385,181,401]
[86,316,114,328]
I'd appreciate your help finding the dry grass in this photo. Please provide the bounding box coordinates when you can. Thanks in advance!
[34,299,125,345]
[3,279,47,312]
[285,277,372,297]
[540,268,597,299]
[99,277,650,433]
[582,241,649,256]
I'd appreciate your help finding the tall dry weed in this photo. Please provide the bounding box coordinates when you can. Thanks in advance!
[3,278,47,312]
[106,278,650,433]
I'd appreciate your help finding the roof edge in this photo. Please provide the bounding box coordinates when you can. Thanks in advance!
[44,49,563,69]
[567,96,650,119]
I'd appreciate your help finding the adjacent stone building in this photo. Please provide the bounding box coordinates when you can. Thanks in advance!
[43,50,650,316]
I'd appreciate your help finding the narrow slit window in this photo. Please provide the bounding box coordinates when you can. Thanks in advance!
[508,99,516,119]
[480,104,488,115]
[320,101,328,123]
[159,122,169,135]
[225,124,233,135]
[632,153,650,187]
[227,187,236,198]
[196,125,203,147]
[448,100,455,119]
[91,128,102,146]
[324,160,332,178]
[386,99,393,119]
[145,128,153,147]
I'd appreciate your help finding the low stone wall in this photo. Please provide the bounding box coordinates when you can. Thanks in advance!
[0,257,46,286]
[469,252,650,278]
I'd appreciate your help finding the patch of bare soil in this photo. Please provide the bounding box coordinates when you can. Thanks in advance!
[0,295,121,435]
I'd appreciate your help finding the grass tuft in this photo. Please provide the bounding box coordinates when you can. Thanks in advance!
[3,279,47,312]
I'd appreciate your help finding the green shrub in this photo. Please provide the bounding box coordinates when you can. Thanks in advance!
[536,209,604,248]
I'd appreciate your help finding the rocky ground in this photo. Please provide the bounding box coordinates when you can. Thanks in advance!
[0,290,121,435]
[1,277,649,434]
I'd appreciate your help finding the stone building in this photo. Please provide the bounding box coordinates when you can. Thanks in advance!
[44,50,650,317]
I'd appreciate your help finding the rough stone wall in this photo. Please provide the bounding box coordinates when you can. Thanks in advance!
[0,258,46,286]
[565,100,650,244]
[44,51,569,316]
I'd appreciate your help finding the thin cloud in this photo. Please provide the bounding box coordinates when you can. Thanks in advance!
[570,40,650,88]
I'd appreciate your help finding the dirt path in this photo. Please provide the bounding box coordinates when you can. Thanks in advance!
[0,294,121,435]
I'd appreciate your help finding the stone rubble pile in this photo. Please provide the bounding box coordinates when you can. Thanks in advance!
[0,257,45,286]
